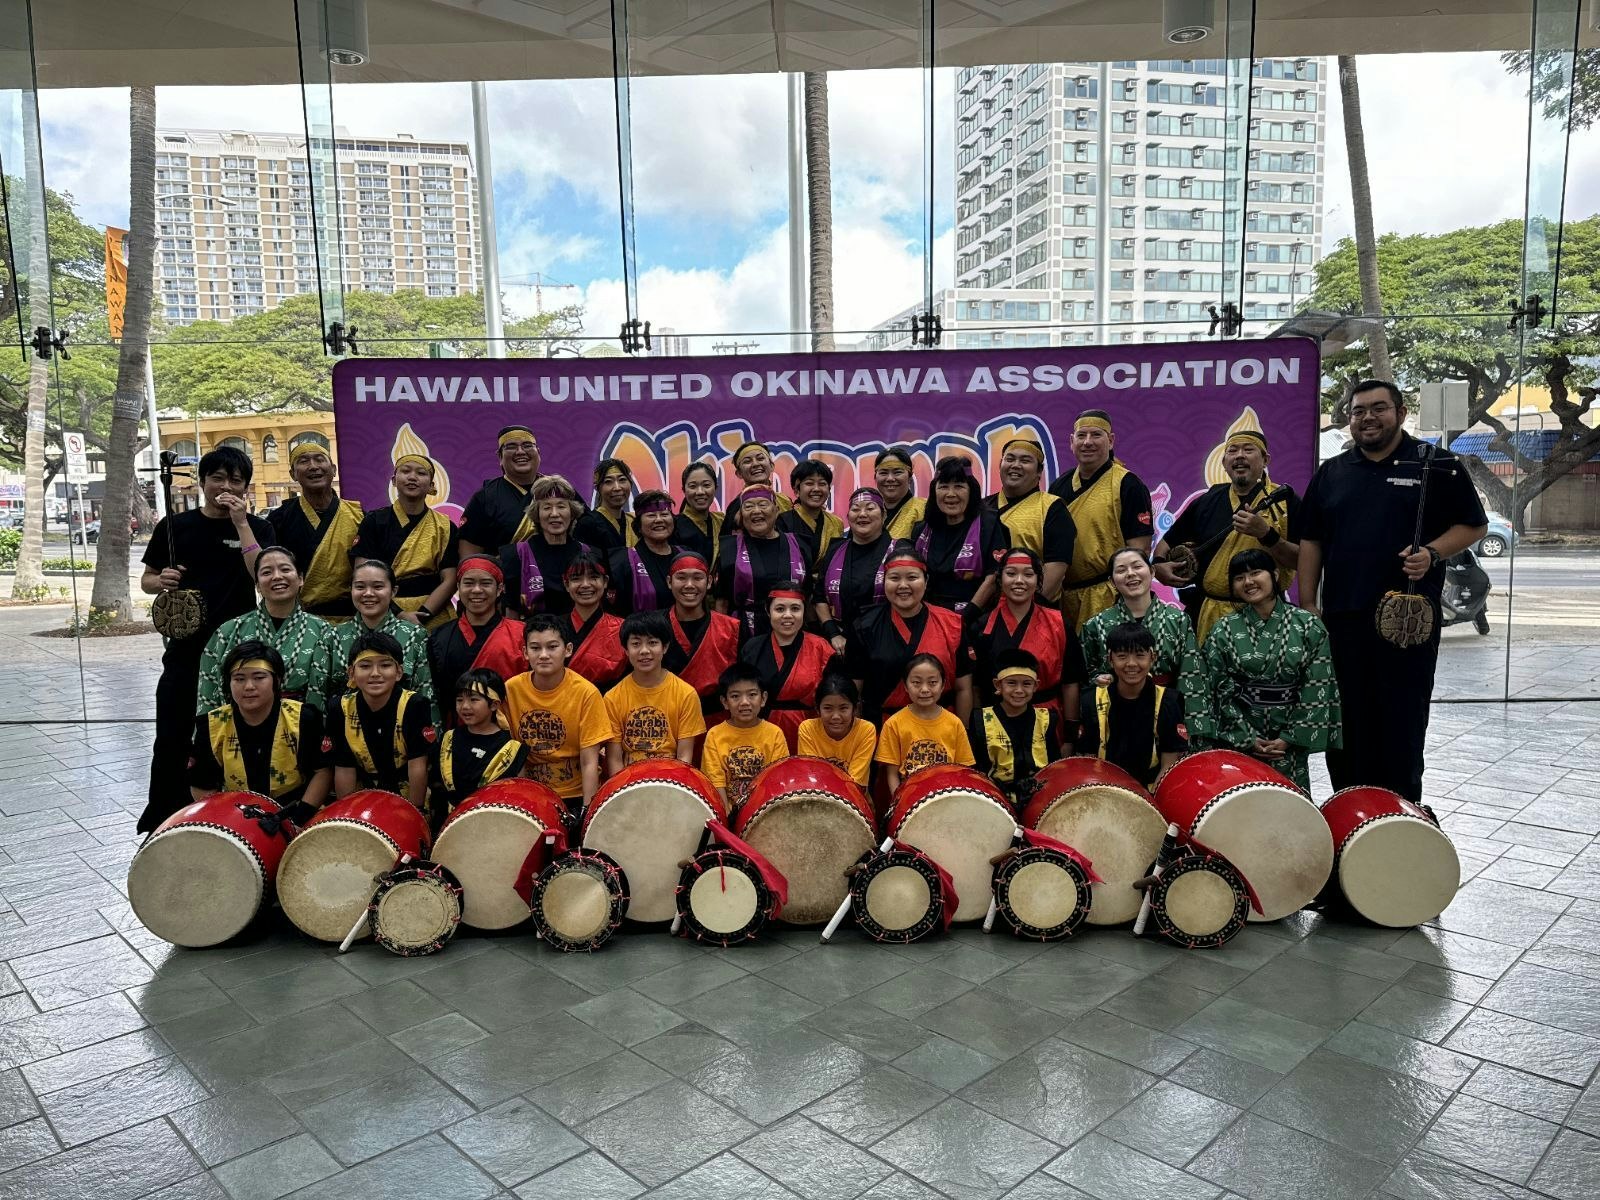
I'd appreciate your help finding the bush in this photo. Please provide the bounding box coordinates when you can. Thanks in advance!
[42,557,92,571]
[0,528,19,568]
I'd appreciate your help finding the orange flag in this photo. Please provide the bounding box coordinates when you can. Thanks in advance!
[104,227,128,340]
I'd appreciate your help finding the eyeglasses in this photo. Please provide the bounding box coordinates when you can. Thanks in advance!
[1348,402,1393,420]
[501,441,538,453]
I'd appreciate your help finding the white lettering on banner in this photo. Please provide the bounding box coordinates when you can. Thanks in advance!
[352,376,519,404]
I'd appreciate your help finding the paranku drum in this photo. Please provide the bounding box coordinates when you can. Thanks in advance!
[888,765,1015,922]
[848,845,949,943]
[1144,851,1251,948]
[1321,786,1460,927]
[128,792,296,947]
[731,757,877,924]
[990,832,1095,942]
[368,860,464,956]
[582,760,725,922]
[1154,750,1333,922]
[1023,757,1165,925]
[433,778,569,930]
[531,848,629,952]
[276,790,432,942]
[675,848,779,946]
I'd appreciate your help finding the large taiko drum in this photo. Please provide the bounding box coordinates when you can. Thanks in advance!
[276,790,432,942]
[1022,758,1165,926]
[887,765,1015,923]
[1154,750,1333,923]
[1321,786,1460,928]
[582,760,725,922]
[127,792,296,947]
[732,757,877,925]
[433,778,569,930]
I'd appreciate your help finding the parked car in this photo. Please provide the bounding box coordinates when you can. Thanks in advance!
[71,519,100,545]
[0,509,23,529]
[1475,513,1517,559]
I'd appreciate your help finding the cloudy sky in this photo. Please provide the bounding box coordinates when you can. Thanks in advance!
[33,50,1600,342]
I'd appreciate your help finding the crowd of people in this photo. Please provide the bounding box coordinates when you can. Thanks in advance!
[137,380,1488,841]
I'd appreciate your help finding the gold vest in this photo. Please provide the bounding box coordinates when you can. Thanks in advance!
[1062,460,1131,630]
[1194,478,1295,645]
[208,700,304,800]
[979,706,1052,787]
[1095,682,1165,772]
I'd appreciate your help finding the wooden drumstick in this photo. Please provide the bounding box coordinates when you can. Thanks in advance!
[822,835,892,943]
[984,825,1025,934]
[1133,823,1180,937]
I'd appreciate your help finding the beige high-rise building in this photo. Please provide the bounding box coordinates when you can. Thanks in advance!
[154,126,479,325]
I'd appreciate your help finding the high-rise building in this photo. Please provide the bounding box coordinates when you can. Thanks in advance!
[153,127,479,326]
[871,56,1326,348]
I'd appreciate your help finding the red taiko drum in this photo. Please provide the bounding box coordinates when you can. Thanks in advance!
[1321,787,1459,928]
[433,778,569,930]
[582,760,725,922]
[887,764,1015,923]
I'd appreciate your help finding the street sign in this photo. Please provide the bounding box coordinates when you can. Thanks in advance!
[64,431,89,483]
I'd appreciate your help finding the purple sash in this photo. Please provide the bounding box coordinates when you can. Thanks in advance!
[916,517,984,580]
[517,541,544,611]
[825,539,889,608]
[734,532,807,610]
[627,548,658,610]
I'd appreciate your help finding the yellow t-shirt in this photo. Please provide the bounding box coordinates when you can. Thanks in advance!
[701,719,790,809]
[504,670,615,801]
[603,671,708,766]
[797,718,877,787]
[875,707,976,776]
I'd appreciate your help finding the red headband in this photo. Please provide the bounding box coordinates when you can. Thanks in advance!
[669,552,709,575]
[1002,551,1037,569]
[768,588,806,602]
[885,555,925,573]
[458,556,504,586]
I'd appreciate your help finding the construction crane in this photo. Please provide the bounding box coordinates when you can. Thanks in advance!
[502,271,577,313]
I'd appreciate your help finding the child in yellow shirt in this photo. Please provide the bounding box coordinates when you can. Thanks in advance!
[603,611,707,772]
[701,663,789,810]
[797,674,876,788]
[875,653,975,792]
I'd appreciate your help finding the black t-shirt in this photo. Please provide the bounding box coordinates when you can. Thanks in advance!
[715,533,809,639]
[458,476,534,554]
[187,702,326,803]
[574,508,628,555]
[1163,481,1302,612]
[1077,681,1188,788]
[1300,435,1487,614]
[500,537,583,617]
[609,544,678,614]
[910,509,1011,611]
[428,727,528,809]
[968,705,1063,788]
[143,509,276,652]
[810,533,892,629]
[327,690,434,792]
[985,489,1077,565]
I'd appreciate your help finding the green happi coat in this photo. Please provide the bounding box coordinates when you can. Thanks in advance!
[195,602,338,715]
[1201,600,1342,792]
[1080,595,1211,740]
[327,610,438,723]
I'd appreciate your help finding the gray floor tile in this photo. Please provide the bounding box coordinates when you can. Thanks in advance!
[565,987,686,1045]
[259,1037,416,1112]
[858,963,978,1018]
[441,1096,585,1187]
[1461,1061,1579,1124]
[1444,1008,1600,1085]
[801,1064,945,1147]
[960,1038,1154,1146]
[283,1134,499,1200]
[512,1151,642,1199]
[0,1118,203,1200]
[0,1067,40,1127]
[856,1175,950,1199]
[736,1114,896,1200]
[1189,1113,1389,1200]
[628,957,747,1006]
[1003,1178,1098,1199]
[875,1097,1058,1200]
[1097,1080,1240,1168]
[0,1115,60,1173]
[338,978,454,1035]
[630,1022,739,1077]
[758,945,918,1004]
[1165,1049,1283,1109]
[642,1151,801,1199]
[300,1066,475,1164]
[1045,1133,1222,1200]
[37,1054,210,1147]
[690,1024,868,1124]
[0,992,149,1071]
[1323,1021,1480,1090]
[1100,975,1216,1032]
[1057,1009,1197,1073]
[169,1082,302,1168]
[982,954,1146,1019]
[1253,1049,1453,1164]
[1358,983,1474,1044]
[20,1026,171,1094]
[917,986,1063,1060]
[891,1033,999,1091]
[1417,1093,1559,1185]
[668,974,823,1046]
[178,1002,373,1091]
[1527,1129,1600,1200]
[212,1134,340,1200]
[1381,1149,1546,1200]
[388,1012,488,1061]
[526,1050,670,1125]
[1386,927,1523,980]
[1172,995,1328,1073]
[1479,961,1600,1038]
[803,1001,933,1063]
[1223,954,1391,1031]
[428,1012,621,1107]
[577,1080,755,1186]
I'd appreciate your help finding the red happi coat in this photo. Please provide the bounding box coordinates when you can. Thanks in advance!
[566,607,626,691]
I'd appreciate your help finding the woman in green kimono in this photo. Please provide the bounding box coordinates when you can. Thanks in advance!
[328,559,438,723]
[1080,546,1210,740]
[195,547,338,715]
[1202,548,1341,792]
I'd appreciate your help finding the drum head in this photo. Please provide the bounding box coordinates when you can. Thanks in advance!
[864,866,933,936]
[1338,817,1460,928]
[894,790,1015,922]
[584,781,718,922]
[433,805,552,930]
[371,868,462,957]
[850,850,944,944]
[534,852,629,952]
[1031,787,1165,925]
[128,828,264,948]
[277,822,400,942]
[1191,784,1334,922]
[676,852,771,947]
[1152,857,1250,948]
[993,849,1091,941]
[738,791,876,925]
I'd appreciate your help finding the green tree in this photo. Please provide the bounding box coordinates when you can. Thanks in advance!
[1309,216,1600,531]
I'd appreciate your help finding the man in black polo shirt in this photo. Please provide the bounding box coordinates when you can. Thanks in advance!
[1299,380,1487,803]
[458,424,542,557]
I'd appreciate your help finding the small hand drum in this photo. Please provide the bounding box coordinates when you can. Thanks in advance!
[531,848,629,952]
[991,845,1093,942]
[1144,851,1251,949]
[368,860,464,957]
[848,847,947,944]
[674,848,778,947]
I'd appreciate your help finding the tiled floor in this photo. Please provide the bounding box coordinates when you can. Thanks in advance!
[2,703,1600,1199]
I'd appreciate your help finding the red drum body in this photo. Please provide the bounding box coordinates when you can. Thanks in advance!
[434,778,569,930]
[675,849,779,946]
[582,760,725,922]
[277,790,432,942]
[732,757,878,925]
[1154,750,1333,923]
[849,847,947,943]
[888,765,1015,922]
[1322,787,1460,928]
[128,793,294,947]
[532,849,629,952]
[1023,758,1165,926]
[1146,852,1251,948]
[369,860,464,956]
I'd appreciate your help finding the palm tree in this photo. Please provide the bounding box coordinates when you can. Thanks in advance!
[9,90,51,600]
[804,71,835,352]
[90,85,156,621]
[1337,55,1393,382]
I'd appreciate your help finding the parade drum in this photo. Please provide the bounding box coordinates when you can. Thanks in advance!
[276,790,432,942]
[531,848,629,952]
[1321,787,1460,928]
[1146,852,1251,949]
[849,846,948,943]
[732,757,877,925]
[675,849,779,946]
[1154,750,1333,923]
[582,760,726,922]
[433,778,569,930]
[128,792,295,948]
[887,765,1015,922]
[991,842,1094,942]
[368,860,464,956]
[1023,758,1165,926]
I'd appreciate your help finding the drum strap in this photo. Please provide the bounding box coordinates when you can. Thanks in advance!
[1095,683,1165,772]
[892,838,959,932]
[513,826,569,906]
[1020,827,1104,882]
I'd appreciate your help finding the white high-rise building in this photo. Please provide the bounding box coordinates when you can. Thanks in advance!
[871,56,1326,349]
[153,127,479,326]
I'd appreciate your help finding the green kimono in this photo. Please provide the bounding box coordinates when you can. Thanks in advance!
[1201,601,1342,792]
[196,602,338,715]
[1080,596,1211,740]
[328,610,438,723]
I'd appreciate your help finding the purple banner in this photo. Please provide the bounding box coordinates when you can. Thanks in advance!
[331,340,1321,543]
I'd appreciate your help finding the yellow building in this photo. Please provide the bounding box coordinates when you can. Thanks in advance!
[157,411,338,513]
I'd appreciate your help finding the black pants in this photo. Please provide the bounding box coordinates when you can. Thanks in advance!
[1322,609,1440,804]
[140,644,204,833]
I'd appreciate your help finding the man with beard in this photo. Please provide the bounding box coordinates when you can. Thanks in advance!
[1300,380,1486,803]
[985,436,1074,602]
[1048,411,1153,630]
[267,443,363,621]
[458,425,542,556]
